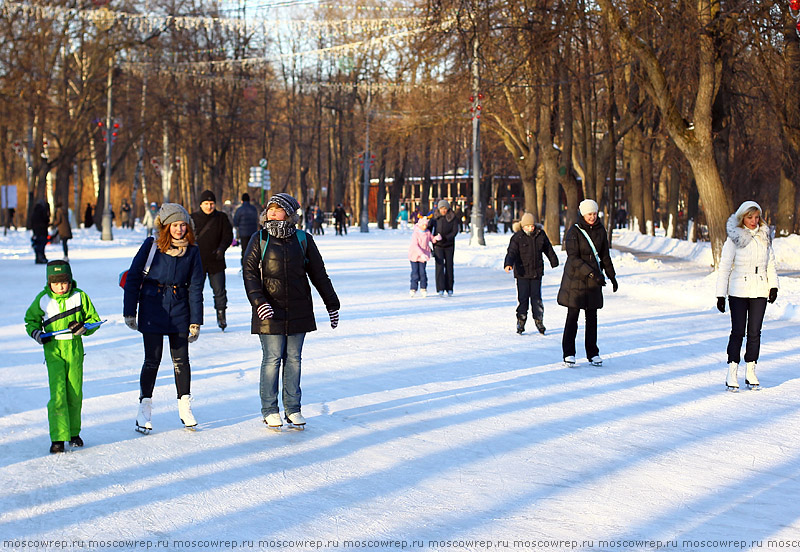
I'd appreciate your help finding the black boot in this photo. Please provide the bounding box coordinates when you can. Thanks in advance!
[534,319,546,335]
[69,435,84,447]
[516,314,527,334]
[49,441,65,454]
[216,309,227,331]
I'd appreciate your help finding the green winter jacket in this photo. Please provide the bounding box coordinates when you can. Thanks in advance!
[25,282,101,342]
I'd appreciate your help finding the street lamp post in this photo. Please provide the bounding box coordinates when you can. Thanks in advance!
[360,85,371,233]
[101,54,114,241]
[470,37,485,246]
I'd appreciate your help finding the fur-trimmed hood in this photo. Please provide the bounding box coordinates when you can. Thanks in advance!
[726,212,770,249]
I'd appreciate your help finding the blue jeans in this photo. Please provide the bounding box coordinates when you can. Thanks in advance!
[259,333,306,417]
[410,261,428,290]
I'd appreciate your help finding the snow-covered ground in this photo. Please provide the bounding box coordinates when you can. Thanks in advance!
[1,225,800,552]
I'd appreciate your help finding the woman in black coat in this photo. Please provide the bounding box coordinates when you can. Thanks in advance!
[557,199,618,367]
[427,199,459,296]
[242,193,339,430]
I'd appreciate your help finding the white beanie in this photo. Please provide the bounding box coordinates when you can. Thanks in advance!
[734,201,761,225]
[579,199,599,216]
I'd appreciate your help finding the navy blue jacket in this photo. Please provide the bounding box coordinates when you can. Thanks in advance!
[123,237,204,334]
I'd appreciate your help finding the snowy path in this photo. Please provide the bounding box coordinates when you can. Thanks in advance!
[1,228,800,552]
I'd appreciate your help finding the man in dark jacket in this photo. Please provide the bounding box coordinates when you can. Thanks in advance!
[191,190,234,330]
[233,193,260,266]
[504,212,559,334]
[31,200,50,264]
[428,199,459,296]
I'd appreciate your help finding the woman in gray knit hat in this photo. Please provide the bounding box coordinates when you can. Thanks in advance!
[122,203,205,432]
[242,193,340,430]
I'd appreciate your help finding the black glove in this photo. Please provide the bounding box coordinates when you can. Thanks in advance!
[768,288,778,304]
[68,321,86,336]
[588,272,606,286]
[717,297,726,313]
[610,277,618,293]
[214,248,225,260]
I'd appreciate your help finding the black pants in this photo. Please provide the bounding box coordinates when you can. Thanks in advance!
[32,234,47,263]
[205,270,227,311]
[516,278,543,320]
[727,296,768,363]
[562,307,598,360]
[140,333,191,399]
[239,233,253,266]
[62,237,69,258]
[433,245,455,292]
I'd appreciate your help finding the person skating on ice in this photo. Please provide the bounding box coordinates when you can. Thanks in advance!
[557,199,618,367]
[190,190,234,331]
[504,212,559,334]
[242,193,340,430]
[24,260,101,453]
[123,203,204,432]
[408,215,433,297]
[427,199,459,296]
[715,201,779,391]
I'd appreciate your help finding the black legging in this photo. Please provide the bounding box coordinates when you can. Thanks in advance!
[727,296,768,364]
[140,332,191,399]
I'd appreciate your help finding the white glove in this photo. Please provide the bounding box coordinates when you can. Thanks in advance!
[188,324,200,343]
[124,316,138,331]
[257,303,274,320]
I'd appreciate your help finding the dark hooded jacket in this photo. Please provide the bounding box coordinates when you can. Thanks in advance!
[242,228,339,335]
[557,218,616,310]
[504,225,559,279]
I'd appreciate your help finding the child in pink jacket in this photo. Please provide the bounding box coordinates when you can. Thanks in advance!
[408,216,433,297]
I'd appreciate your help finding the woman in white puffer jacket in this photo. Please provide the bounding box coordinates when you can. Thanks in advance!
[715,201,779,391]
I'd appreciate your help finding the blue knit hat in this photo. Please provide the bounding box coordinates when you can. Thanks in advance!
[264,193,301,224]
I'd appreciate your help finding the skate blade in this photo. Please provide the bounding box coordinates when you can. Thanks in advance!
[746,384,761,391]
[135,425,152,435]
[726,386,739,393]
[286,423,305,431]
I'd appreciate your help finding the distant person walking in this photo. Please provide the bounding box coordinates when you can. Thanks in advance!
[31,199,50,264]
[233,193,260,265]
[504,213,559,335]
[716,201,779,391]
[83,203,94,229]
[333,203,348,235]
[142,202,158,237]
[51,201,72,261]
[557,199,617,367]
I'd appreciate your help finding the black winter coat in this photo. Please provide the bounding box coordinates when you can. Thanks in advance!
[31,201,50,237]
[190,209,233,274]
[504,225,559,279]
[428,210,459,248]
[557,218,616,310]
[242,229,339,335]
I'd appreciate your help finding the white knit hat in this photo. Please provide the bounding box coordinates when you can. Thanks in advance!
[579,199,599,216]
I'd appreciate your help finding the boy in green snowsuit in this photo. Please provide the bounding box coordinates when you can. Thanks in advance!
[24,260,101,454]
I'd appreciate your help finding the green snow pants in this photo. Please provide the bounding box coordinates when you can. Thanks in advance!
[44,338,85,442]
